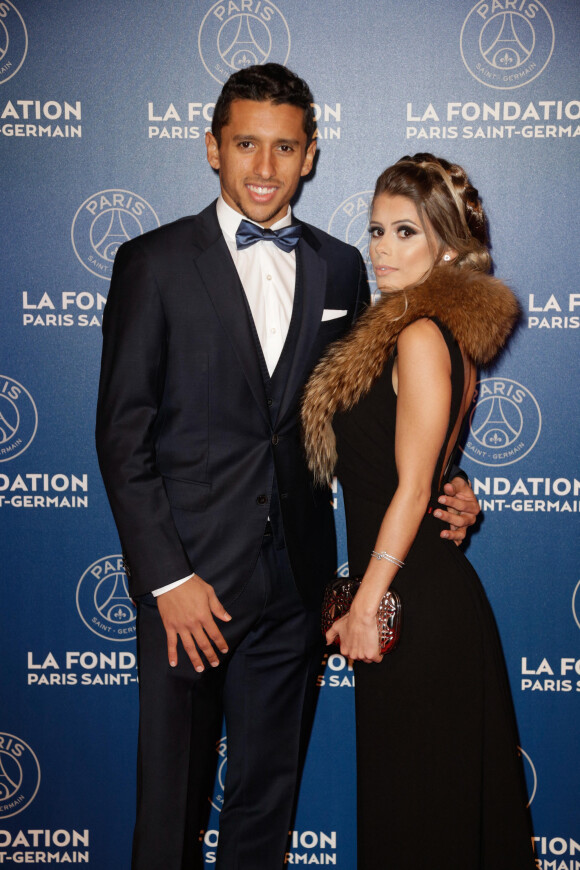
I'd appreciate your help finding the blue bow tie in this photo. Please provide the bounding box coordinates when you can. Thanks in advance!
[235,219,302,252]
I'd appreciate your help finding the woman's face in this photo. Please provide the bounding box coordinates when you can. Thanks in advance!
[369,193,439,292]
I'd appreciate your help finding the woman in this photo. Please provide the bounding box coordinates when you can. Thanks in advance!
[302,154,535,868]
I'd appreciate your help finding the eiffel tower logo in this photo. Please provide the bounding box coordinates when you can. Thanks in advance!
[483,12,532,70]
[0,755,19,802]
[96,573,134,624]
[220,14,269,70]
[472,396,520,448]
[0,410,18,445]
[92,209,134,262]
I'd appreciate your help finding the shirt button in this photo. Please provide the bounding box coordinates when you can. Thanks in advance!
[271,434,279,446]
[270,327,277,334]
[256,494,268,505]
[266,274,272,281]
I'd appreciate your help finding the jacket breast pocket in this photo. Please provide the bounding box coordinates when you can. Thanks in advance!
[315,316,351,357]
[163,475,210,513]
[318,317,349,336]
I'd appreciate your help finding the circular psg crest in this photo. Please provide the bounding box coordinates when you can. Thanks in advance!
[209,737,228,812]
[0,2,28,86]
[328,191,377,299]
[0,733,41,819]
[0,375,38,463]
[76,555,136,641]
[461,377,541,467]
[198,1,290,85]
[518,746,537,807]
[460,0,554,90]
[71,189,160,280]
[572,580,580,632]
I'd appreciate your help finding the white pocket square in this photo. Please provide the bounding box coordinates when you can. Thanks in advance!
[321,308,347,321]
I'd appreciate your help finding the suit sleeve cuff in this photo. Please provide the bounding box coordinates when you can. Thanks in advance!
[448,465,469,485]
[152,572,196,597]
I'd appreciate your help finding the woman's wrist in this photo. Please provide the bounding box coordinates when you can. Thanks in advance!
[371,550,405,568]
[353,580,389,619]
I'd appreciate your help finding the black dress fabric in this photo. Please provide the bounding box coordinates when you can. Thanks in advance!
[333,320,535,869]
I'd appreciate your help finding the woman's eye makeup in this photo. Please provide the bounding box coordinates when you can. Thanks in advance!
[396,224,417,238]
[368,222,421,240]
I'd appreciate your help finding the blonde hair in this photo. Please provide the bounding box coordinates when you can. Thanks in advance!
[373,153,491,273]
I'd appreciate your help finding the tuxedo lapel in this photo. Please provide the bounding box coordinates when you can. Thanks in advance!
[193,205,270,424]
[277,227,326,424]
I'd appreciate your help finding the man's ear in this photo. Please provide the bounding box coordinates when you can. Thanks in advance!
[300,140,317,178]
[205,130,220,171]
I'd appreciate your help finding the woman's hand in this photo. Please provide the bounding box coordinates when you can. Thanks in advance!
[326,611,383,664]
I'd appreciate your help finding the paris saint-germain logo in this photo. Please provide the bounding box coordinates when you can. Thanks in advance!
[71,189,160,280]
[209,736,227,812]
[518,746,537,807]
[572,580,580,632]
[460,0,554,90]
[0,375,38,463]
[198,1,290,86]
[0,733,41,819]
[328,191,378,300]
[0,2,28,86]
[461,377,541,467]
[76,555,136,641]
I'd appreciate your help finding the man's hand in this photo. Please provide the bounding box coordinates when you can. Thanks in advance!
[156,575,231,671]
[434,476,480,545]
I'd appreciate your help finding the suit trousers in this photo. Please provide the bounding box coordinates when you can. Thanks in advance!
[132,530,323,870]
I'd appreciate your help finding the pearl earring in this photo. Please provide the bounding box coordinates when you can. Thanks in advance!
[443,254,451,261]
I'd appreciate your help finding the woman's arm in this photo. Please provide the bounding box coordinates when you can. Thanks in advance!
[329,318,452,662]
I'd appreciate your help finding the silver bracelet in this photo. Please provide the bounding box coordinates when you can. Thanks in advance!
[371,550,405,568]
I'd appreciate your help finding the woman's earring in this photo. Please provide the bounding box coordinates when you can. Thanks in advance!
[443,253,451,262]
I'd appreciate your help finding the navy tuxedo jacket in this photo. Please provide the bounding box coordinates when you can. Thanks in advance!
[96,201,369,607]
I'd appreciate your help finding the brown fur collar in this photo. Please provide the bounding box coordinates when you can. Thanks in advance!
[301,267,520,485]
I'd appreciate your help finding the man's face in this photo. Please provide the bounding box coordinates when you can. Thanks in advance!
[206,99,316,227]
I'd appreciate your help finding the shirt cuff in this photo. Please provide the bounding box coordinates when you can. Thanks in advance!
[152,572,195,597]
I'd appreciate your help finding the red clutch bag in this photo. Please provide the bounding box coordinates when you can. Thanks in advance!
[321,576,402,655]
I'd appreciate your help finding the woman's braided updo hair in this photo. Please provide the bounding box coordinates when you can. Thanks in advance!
[373,153,491,273]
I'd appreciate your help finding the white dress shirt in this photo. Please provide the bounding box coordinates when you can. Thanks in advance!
[152,197,297,596]
[217,196,296,375]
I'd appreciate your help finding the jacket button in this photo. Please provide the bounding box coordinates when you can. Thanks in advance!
[256,494,268,505]
[271,434,279,445]
[267,398,273,406]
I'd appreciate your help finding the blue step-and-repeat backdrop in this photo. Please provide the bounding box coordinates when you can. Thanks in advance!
[1,1,578,866]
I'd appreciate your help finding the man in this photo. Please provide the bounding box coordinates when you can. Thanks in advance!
[96,64,479,870]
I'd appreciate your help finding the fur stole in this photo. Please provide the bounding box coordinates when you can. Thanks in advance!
[301,267,520,485]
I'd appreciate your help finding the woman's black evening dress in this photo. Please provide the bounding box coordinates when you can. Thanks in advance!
[333,321,535,870]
